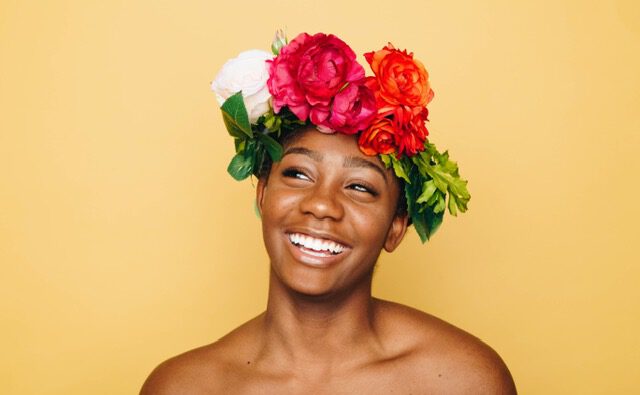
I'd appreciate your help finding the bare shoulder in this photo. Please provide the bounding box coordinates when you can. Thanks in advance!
[376,299,517,394]
[140,342,225,395]
[140,316,262,395]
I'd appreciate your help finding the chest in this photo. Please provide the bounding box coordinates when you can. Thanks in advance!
[219,363,429,395]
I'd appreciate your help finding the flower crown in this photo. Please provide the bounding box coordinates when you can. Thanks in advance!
[211,30,470,242]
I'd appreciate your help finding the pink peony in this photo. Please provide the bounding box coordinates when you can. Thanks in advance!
[267,32,371,133]
[310,82,377,134]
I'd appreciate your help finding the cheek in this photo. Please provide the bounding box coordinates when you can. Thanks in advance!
[348,202,395,244]
[262,186,300,221]
[260,186,302,254]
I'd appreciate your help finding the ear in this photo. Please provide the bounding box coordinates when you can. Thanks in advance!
[256,176,268,217]
[384,213,409,252]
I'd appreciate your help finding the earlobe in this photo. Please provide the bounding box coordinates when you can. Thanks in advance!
[384,213,409,252]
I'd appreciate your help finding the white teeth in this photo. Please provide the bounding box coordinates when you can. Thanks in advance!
[329,242,340,254]
[288,233,345,254]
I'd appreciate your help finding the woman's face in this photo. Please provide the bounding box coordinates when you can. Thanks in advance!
[257,127,408,297]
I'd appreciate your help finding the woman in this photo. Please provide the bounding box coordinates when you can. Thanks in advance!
[141,31,516,394]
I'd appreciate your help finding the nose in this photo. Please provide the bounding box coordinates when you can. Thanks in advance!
[298,181,345,221]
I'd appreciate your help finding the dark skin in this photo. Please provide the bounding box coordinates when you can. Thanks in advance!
[141,127,517,394]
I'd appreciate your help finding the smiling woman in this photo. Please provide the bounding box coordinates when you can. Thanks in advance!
[258,128,407,298]
[140,31,516,394]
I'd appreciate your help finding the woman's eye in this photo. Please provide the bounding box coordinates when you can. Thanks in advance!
[282,168,310,181]
[348,183,378,196]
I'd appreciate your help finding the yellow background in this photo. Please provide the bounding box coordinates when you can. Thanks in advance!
[1,0,639,393]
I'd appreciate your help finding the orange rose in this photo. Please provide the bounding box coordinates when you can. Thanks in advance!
[359,106,429,157]
[358,117,397,156]
[364,44,434,108]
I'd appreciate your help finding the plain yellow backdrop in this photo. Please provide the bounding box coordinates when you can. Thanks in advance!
[1,0,639,393]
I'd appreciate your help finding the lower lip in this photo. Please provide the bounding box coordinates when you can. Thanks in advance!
[285,236,347,267]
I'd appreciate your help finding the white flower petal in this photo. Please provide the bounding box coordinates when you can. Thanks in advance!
[211,49,274,123]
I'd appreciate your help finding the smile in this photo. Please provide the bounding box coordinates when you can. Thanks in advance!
[287,233,346,256]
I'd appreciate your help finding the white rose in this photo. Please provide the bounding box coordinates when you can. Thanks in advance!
[211,49,273,124]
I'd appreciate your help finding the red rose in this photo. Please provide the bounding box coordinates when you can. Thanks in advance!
[364,44,434,108]
[394,106,429,156]
[267,33,366,123]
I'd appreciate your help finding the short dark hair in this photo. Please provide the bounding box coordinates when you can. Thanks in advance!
[257,128,305,180]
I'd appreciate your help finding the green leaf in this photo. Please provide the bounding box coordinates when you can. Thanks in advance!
[257,133,284,162]
[252,143,266,178]
[227,152,253,181]
[423,163,449,193]
[403,171,419,218]
[425,210,444,237]
[416,179,437,204]
[391,156,411,183]
[234,138,245,152]
[221,92,253,139]
[262,109,283,132]
[380,154,392,169]
[412,214,429,243]
[426,190,439,206]
[432,191,446,214]
[410,208,444,243]
[402,169,429,243]
[448,194,458,216]
[263,114,276,130]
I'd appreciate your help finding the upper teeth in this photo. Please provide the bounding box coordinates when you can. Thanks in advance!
[288,233,345,254]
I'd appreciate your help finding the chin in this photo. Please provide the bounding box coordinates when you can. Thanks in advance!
[269,252,376,301]
[271,261,340,296]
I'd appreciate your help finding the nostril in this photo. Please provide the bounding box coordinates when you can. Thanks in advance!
[299,188,345,220]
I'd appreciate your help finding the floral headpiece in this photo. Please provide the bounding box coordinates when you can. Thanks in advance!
[211,30,470,242]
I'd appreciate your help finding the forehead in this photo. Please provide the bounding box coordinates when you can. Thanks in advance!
[283,127,380,164]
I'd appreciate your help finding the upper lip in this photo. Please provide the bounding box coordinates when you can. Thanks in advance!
[285,228,352,249]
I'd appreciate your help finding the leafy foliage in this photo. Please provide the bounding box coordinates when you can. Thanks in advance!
[221,93,306,180]
[381,143,470,243]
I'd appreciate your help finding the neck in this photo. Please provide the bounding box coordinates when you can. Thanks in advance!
[259,269,382,367]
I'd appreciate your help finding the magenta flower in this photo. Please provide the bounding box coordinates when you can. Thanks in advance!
[267,32,373,133]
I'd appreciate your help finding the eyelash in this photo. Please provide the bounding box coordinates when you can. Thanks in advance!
[282,168,310,181]
[348,183,379,196]
[282,168,378,196]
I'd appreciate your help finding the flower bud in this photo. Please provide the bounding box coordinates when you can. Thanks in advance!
[271,28,288,55]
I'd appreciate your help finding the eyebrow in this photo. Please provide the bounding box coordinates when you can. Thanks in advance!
[283,146,388,183]
[343,156,388,184]
[283,147,323,162]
